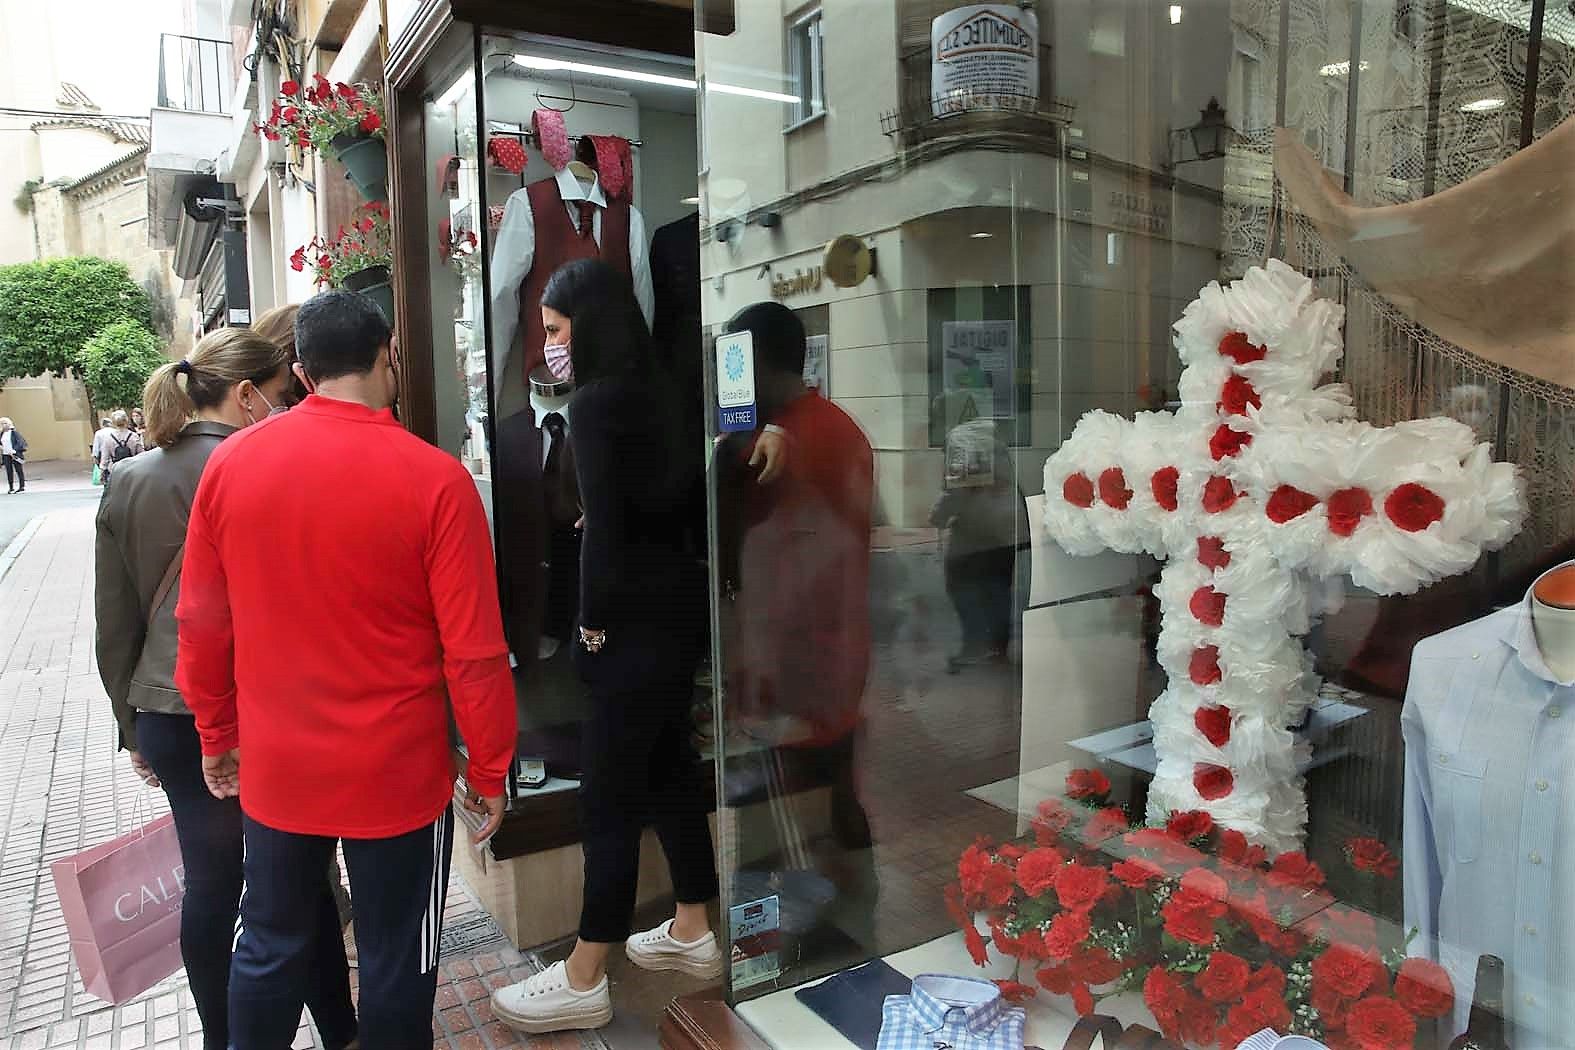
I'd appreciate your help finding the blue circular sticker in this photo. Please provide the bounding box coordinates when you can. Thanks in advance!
[725,342,746,382]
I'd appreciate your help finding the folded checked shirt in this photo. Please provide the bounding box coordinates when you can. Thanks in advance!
[876,974,1025,1050]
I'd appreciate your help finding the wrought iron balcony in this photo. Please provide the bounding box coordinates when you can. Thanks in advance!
[157,33,234,114]
[881,46,1074,148]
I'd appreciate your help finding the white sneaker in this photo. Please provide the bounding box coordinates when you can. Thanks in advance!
[491,960,612,1034]
[625,919,724,979]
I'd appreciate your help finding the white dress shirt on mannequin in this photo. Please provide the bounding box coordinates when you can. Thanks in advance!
[1402,560,1575,1050]
[529,389,573,469]
[489,167,654,381]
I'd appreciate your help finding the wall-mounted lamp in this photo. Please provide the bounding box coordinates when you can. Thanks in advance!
[715,219,742,243]
[1163,97,1234,173]
[752,211,782,229]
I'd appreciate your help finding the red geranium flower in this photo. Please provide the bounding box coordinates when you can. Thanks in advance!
[1311,943,1384,1001]
[1044,910,1092,960]
[1394,957,1454,1019]
[1268,851,1326,890]
[1054,863,1110,913]
[1197,951,1251,1003]
[1345,996,1417,1050]
[359,112,382,134]
[993,979,1036,1004]
[1112,856,1164,888]
[964,923,989,966]
[280,79,300,96]
[1015,847,1063,897]
[1347,837,1399,878]
[1166,810,1215,844]
[1066,768,1111,802]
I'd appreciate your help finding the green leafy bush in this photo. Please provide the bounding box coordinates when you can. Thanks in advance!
[82,319,168,412]
[0,257,153,380]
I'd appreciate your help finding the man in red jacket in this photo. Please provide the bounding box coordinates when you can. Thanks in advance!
[177,290,517,1050]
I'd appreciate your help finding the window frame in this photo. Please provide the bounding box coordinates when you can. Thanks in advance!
[784,7,826,131]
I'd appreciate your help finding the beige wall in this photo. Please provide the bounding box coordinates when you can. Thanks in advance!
[0,376,93,462]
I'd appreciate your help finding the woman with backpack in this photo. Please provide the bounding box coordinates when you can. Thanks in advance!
[98,410,143,485]
[93,328,357,1050]
[1,417,28,493]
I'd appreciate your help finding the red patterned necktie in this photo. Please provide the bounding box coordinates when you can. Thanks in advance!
[576,200,597,240]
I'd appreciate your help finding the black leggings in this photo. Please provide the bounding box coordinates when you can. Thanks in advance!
[575,619,718,943]
[4,455,23,490]
[134,712,356,1050]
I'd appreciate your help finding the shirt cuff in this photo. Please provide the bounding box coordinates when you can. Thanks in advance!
[763,424,787,436]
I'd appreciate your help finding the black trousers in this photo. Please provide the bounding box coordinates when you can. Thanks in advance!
[134,713,356,1050]
[944,547,1017,654]
[231,810,452,1050]
[576,618,719,943]
[3,455,23,490]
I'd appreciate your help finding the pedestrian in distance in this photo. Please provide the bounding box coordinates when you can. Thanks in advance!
[1,417,28,493]
[98,410,143,487]
[94,327,357,1050]
[177,290,516,1050]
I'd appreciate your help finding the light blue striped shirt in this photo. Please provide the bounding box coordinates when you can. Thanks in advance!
[1403,570,1575,1049]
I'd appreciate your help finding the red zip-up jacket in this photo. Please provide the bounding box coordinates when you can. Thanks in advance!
[176,396,516,838]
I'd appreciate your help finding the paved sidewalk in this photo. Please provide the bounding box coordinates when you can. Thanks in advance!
[0,506,594,1050]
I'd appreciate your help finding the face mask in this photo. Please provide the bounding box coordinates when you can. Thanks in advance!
[544,342,574,382]
[247,389,277,425]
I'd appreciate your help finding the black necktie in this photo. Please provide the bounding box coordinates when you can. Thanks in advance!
[542,412,565,480]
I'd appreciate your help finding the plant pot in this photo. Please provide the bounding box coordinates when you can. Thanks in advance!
[342,265,394,323]
[330,132,388,203]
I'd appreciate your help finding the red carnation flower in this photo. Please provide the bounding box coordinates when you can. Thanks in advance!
[1044,909,1092,959]
[1015,847,1063,897]
[1071,982,1095,1016]
[1248,965,1287,998]
[964,923,989,966]
[944,883,970,927]
[1345,996,1417,1050]
[1152,466,1180,511]
[1312,943,1383,1001]
[1197,951,1251,1003]
[1098,467,1132,509]
[1394,957,1454,1019]
[1066,768,1111,801]
[1063,472,1095,508]
[1235,892,1304,956]
[1081,806,1130,846]
[1196,535,1231,570]
[993,979,1036,1004]
[1347,837,1399,878]
[1189,646,1224,686]
[1144,967,1187,1029]
[1124,827,1205,871]
[1068,945,1124,986]
[1202,475,1240,513]
[1194,763,1234,800]
[1327,486,1375,537]
[1385,482,1446,532]
[1112,856,1164,888]
[1178,991,1222,1048]
[1219,331,1268,364]
[1268,851,1326,890]
[1217,828,1267,870]
[1221,986,1292,1049]
[1267,484,1319,523]
[1219,374,1262,415]
[1194,704,1232,746]
[1189,586,1227,627]
[1054,863,1110,913]
[1033,799,1075,845]
[1209,424,1254,460]
[1162,893,1220,946]
[1037,963,1077,995]
[1166,810,1215,843]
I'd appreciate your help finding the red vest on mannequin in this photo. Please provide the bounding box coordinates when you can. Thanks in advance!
[515,178,632,384]
[1534,564,1575,608]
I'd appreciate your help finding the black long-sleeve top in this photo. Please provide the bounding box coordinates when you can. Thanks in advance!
[572,375,704,630]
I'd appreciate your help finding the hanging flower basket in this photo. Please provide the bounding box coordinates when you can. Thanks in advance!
[341,264,394,323]
[290,201,394,321]
[256,76,388,202]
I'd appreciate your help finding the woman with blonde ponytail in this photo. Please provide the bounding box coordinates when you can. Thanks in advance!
[94,325,358,1050]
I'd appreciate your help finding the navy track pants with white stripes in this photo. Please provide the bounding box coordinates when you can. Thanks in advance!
[231,810,454,1049]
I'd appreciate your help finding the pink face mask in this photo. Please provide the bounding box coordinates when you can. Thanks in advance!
[544,342,573,382]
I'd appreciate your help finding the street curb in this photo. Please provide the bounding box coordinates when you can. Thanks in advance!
[0,515,45,584]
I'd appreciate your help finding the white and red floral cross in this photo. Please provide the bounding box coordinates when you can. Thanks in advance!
[1043,261,1522,853]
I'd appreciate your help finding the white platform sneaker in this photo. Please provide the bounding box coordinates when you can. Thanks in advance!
[491,960,613,1034]
[624,919,725,979]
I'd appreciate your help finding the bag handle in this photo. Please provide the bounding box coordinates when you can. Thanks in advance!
[149,545,184,618]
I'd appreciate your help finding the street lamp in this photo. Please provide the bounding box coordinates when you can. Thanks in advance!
[1165,97,1235,172]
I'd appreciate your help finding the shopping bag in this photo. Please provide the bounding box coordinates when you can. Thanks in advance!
[50,812,185,1004]
[92,463,102,486]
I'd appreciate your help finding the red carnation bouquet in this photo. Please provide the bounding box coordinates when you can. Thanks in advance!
[289,201,392,288]
[948,769,1453,1050]
[255,75,385,157]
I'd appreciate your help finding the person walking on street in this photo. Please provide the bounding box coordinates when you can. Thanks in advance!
[99,410,143,486]
[91,417,112,473]
[492,260,719,1034]
[1,418,27,493]
[177,290,517,1050]
[94,328,357,1050]
[130,407,146,434]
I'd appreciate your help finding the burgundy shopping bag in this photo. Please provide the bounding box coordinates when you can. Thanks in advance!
[49,813,185,1004]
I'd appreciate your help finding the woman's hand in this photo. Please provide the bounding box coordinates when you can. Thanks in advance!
[128,751,160,789]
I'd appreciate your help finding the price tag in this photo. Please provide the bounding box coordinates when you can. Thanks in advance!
[715,331,757,433]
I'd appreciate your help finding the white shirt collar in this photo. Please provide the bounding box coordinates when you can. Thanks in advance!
[532,398,572,431]
[1504,559,1575,686]
[554,167,606,208]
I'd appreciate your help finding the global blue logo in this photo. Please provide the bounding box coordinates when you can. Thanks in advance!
[725,342,746,382]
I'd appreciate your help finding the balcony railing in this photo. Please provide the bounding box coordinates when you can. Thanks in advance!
[157,33,234,114]
[882,45,1074,147]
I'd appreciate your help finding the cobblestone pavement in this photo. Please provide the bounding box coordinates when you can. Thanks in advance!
[0,506,598,1050]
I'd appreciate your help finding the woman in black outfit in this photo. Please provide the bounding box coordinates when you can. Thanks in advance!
[491,260,719,1035]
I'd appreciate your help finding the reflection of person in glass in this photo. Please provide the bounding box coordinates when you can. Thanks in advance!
[932,418,1026,671]
[491,260,719,1035]
[718,303,877,940]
